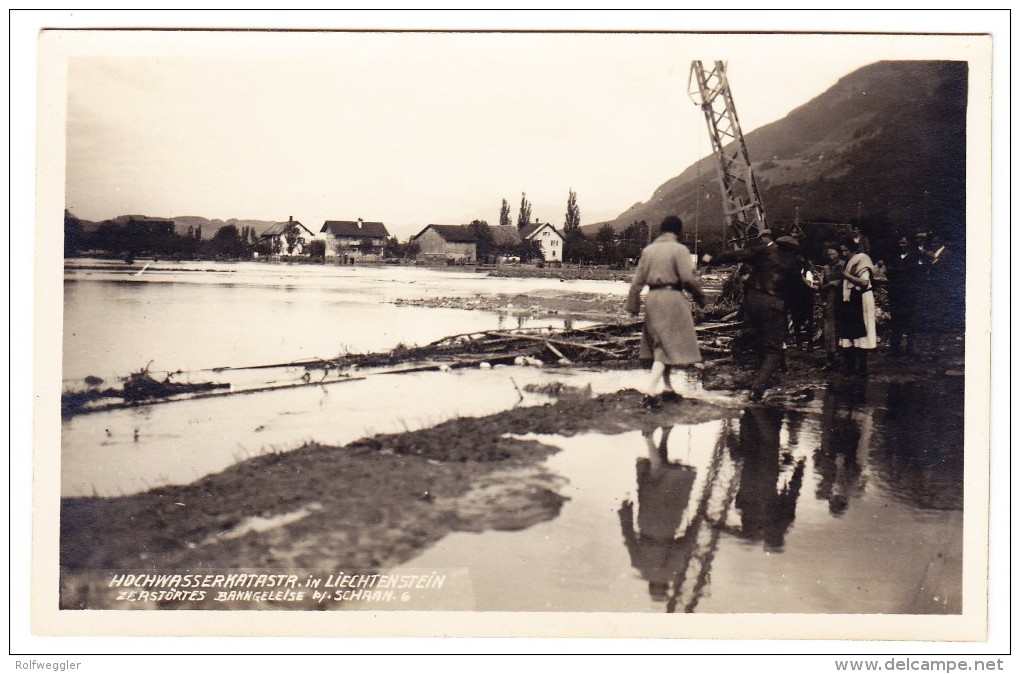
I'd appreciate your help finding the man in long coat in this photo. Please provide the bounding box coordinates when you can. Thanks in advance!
[626,216,706,406]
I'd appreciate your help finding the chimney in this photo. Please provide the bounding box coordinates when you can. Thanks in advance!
[289,216,293,224]
[358,218,363,229]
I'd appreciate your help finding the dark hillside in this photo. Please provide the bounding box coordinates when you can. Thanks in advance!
[594,61,968,261]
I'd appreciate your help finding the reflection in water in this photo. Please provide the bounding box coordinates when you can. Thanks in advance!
[618,423,743,613]
[616,390,953,612]
[618,427,697,602]
[870,380,964,511]
[386,377,963,613]
[722,407,806,550]
[815,388,869,515]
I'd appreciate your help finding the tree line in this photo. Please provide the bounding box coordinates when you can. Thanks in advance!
[65,188,696,267]
[64,212,276,260]
[63,211,428,263]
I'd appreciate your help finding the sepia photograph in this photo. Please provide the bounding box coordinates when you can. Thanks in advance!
[19,12,1005,656]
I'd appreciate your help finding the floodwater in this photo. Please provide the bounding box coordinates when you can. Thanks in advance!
[62,259,622,383]
[60,365,650,498]
[390,377,964,614]
[61,259,628,496]
[60,259,965,614]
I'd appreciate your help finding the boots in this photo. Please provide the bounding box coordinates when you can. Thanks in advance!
[857,349,869,376]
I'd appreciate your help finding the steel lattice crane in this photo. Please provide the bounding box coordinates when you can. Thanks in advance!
[688,60,769,249]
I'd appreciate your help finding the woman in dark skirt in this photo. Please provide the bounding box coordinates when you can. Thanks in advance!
[626,216,706,406]
[836,242,877,374]
[819,245,845,371]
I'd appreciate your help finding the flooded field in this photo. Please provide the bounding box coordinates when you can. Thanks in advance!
[58,259,965,616]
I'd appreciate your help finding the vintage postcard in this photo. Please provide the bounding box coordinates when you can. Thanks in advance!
[28,23,997,646]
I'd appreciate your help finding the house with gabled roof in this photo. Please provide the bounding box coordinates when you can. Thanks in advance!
[260,216,316,256]
[410,224,478,262]
[519,219,564,263]
[319,218,390,260]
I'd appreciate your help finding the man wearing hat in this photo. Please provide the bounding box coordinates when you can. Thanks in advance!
[703,230,804,402]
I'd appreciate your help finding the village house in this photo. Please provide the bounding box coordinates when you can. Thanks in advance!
[259,216,316,256]
[319,219,390,262]
[519,219,565,263]
[410,224,478,263]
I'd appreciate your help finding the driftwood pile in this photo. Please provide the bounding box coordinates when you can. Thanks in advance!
[316,319,741,373]
[61,369,230,418]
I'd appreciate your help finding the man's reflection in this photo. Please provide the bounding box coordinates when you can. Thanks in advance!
[814,388,868,515]
[617,426,697,602]
[720,407,805,551]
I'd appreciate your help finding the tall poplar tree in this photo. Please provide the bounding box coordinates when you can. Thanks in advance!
[517,192,532,229]
[564,189,580,231]
[499,199,512,228]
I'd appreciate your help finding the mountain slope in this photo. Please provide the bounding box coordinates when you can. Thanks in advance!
[592,60,968,255]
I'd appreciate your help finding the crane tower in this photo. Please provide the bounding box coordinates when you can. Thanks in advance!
[688,61,769,248]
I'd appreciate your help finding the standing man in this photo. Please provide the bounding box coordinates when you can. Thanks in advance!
[886,235,919,357]
[704,232,804,402]
[917,232,958,356]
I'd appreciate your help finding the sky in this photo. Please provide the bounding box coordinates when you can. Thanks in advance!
[57,30,924,241]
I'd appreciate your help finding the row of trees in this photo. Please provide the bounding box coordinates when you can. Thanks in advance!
[64,212,282,260]
[497,193,536,230]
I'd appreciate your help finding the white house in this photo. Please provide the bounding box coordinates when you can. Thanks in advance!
[259,216,316,256]
[519,220,564,263]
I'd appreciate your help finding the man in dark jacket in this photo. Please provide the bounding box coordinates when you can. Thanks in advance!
[886,235,920,357]
[705,232,804,401]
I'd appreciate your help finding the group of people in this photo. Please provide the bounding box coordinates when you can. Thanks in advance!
[626,215,960,405]
[816,227,957,370]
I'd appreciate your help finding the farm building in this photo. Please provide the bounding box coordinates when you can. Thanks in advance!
[411,224,478,263]
[319,219,390,261]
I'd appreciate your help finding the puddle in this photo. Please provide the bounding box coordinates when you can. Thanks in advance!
[388,380,964,614]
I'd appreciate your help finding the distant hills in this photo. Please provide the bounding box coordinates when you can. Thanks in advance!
[170,216,281,239]
[75,214,282,240]
[586,60,968,255]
